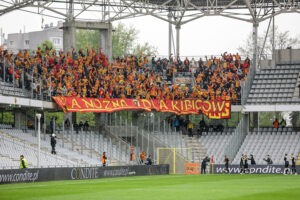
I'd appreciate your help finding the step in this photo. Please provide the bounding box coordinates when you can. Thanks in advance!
[0,155,10,158]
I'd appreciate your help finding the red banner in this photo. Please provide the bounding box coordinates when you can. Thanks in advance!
[52,97,231,119]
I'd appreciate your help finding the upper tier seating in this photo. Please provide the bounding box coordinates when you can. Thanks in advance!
[247,64,300,104]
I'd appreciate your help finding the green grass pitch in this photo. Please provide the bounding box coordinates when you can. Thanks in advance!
[0,174,300,200]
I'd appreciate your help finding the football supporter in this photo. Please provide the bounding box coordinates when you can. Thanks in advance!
[102,152,107,167]
[0,48,250,103]
[140,152,146,164]
[273,119,279,129]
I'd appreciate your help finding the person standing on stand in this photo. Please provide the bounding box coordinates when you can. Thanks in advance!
[19,155,28,169]
[146,155,152,165]
[187,121,194,137]
[140,152,146,164]
[50,133,57,154]
[50,118,54,134]
[273,119,279,129]
[130,150,135,165]
[102,152,107,167]
[83,121,89,131]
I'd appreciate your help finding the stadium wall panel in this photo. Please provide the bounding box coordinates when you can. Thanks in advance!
[212,164,300,174]
[0,165,169,184]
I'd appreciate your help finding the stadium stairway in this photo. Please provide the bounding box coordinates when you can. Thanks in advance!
[247,64,300,104]
[232,128,300,165]
[180,128,235,164]
[182,135,206,163]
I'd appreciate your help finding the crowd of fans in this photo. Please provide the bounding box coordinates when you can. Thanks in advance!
[0,47,250,103]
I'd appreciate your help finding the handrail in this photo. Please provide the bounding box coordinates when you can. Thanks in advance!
[224,114,249,161]
[103,125,132,149]
[241,61,256,105]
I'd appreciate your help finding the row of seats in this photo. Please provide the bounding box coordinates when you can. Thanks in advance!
[257,69,300,74]
[255,74,298,80]
[254,79,297,84]
[250,88,294,94]
[249,93,294,98]
[262,65,300,70]
[0,124,12,129]
[251,83,296,89]
[253,127,293,132]
[250,131,300,136]
[248,98,300,104]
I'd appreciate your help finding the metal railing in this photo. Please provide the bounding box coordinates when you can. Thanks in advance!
[105,112,190,164]
[241,61,256,105]
[57,125,130,165]
[224,114,249,161]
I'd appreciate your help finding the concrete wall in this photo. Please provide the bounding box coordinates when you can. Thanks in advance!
[260,49,300,68]
[260,59,275,67]
[274,49,300,64]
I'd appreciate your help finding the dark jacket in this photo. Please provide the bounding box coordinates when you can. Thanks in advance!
[51,137,56,146]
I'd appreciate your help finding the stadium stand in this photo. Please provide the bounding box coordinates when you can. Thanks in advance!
[2,46,300,169]
[232,128,300,165]
[0,48,249,102]
[247,64,300,104]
